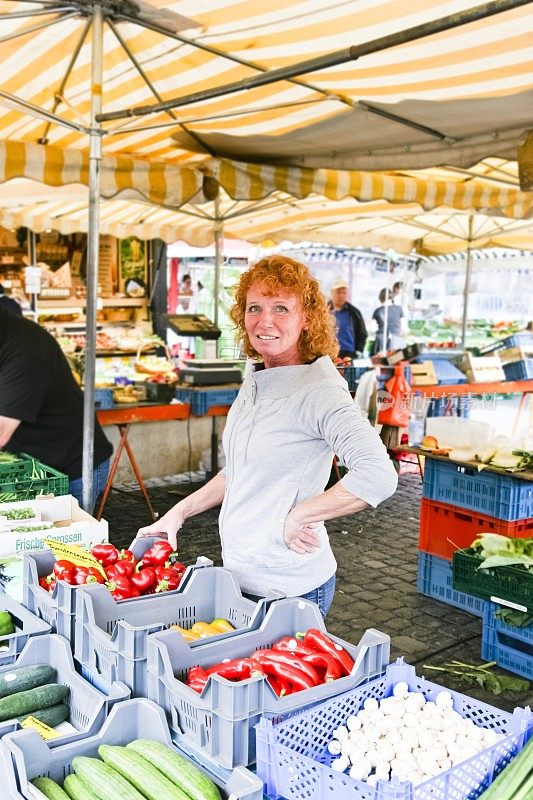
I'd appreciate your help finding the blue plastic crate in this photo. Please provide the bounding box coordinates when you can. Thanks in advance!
[502,359,533,381]
[339,366,372,390]
[146,598,390,769]
[175,387,240,415]
[93,388,114,409]
[422,458,533,521]
[414,358,466,385]
[0,699,263,800]
[480,332,533,355]
[255,658,533,800]
[481,601,533,681]
[416,552,486,617]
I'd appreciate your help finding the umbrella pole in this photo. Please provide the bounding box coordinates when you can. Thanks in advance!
[213,196,223,339]
[82,3,103,512]
[460,216,474,349]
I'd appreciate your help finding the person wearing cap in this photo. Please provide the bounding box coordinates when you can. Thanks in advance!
[328,280,367,359]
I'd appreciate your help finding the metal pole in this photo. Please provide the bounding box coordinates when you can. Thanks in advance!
[461,216,475,349]
[82,2,103,512]
[381,258,391,355]
[213,196,223,335]
[98,0,530,122]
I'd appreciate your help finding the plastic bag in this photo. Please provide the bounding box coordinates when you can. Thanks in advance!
[377,364,412,427]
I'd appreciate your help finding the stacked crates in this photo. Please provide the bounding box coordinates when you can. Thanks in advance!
[417,456,533,618]
[0,453,68,501]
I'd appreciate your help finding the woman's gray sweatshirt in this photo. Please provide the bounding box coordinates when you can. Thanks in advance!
[219,356,398,597]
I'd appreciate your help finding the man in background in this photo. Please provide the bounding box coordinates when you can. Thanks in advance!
[328,279,367,359]
[0,307,113,512]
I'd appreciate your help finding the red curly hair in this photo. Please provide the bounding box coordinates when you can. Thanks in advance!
[229,255,339,362]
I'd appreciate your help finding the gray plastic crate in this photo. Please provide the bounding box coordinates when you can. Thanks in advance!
[0,634,129,743]
[0,593,51,667]
[0,698,263,800]
[21,537,171,643]
[146,597,390,770]
[75,552,280,698]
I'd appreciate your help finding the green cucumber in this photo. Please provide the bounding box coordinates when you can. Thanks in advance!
[126,739,222,800]
[99,745,188,800]
[20,702,70,728]
[63,773,100,800]
[477,735,533,800]
[0,683,69,722]
[31,776,70,799]
[72,757,146,800]
[0,664,56,698]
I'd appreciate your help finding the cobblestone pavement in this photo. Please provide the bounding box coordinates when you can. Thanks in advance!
[104,473,532,713]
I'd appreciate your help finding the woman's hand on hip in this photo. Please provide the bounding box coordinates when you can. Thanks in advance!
[137,505,185,551]
[283,508,321,554]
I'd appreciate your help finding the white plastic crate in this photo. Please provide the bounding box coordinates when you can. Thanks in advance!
[0,698,263,800]
[255,658,533,800]
[0,592,50,666]
[22,536,177,642]
[146,597,390,770]
[0,634,129,743]
[75,552,279,698]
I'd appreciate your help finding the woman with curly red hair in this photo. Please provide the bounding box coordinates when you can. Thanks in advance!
[139,256,397,616]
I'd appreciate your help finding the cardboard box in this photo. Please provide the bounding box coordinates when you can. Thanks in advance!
[0,495,108,557]
[459,353,506,383]
[410,361,438,386]
[498,345,533,365]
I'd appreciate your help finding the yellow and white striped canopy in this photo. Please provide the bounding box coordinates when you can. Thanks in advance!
[0,1,531,173]
[2,172,533,255]
[0,0,532,236]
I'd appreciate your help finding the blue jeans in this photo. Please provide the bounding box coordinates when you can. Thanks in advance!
[69,459,110,514]
[299,574,336,618]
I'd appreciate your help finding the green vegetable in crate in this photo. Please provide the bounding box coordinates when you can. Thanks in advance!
[32,776,70,799]
[10,522,53,533]
[0,663,56,698]
[1,507,35,520]
[0,682,69,721]
[0,610,15,636]
[127,740,222,800]
[99,745,191,800]
[71,756,146,800]
[63,773,100,800]
[20,702,70,727]
[471,533,533,571]
[476,732,533,800]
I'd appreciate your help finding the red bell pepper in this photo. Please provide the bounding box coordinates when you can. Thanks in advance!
[301,629,354,676]
[253,649,320,686]
[131,566,156,593]
[52,559,77,584]
[72,566,105,586]
[154,565,182,593]
[118,548,137,566]
[141,540,175,567]
[39,575,54,592]
[106,574,134,600]
[91,543,119,567]
[112,559,136,579]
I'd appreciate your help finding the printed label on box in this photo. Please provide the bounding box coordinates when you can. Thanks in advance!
[20,716,59,740]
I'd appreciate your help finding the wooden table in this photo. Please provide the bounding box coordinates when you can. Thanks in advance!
[96,402,190,521]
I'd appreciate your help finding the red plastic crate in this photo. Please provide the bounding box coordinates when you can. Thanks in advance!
[419,498,533,561]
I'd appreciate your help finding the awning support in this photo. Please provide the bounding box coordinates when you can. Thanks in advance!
[82,3,103,512]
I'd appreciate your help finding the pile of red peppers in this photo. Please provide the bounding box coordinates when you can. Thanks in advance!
[38,540,187,600]
[186,628,355,697]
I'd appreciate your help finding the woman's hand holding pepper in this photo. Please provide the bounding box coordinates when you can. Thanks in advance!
[137,503,185,550]
[283,508,321,554]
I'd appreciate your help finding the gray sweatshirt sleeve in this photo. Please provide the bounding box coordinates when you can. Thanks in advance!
[297,382,398,507]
